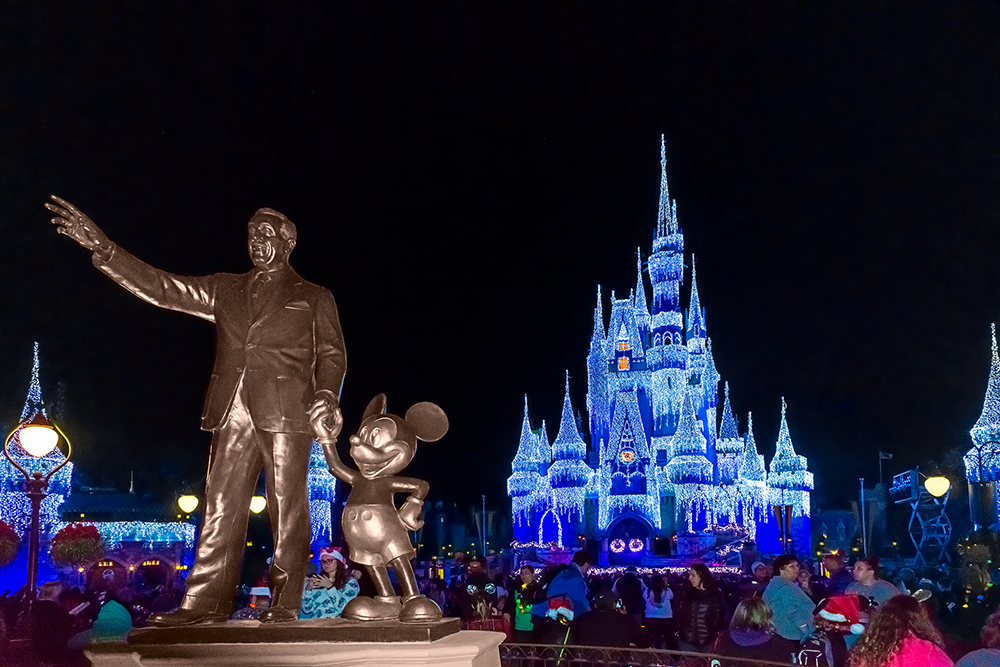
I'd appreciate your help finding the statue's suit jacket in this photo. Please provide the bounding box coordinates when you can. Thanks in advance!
[93,246,347,432]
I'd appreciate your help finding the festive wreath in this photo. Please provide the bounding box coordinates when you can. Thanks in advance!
[0,521,20,568]
[50,523,104,568]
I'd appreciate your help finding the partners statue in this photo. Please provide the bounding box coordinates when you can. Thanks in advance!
[45,196,347,626]
[309,393,447,622]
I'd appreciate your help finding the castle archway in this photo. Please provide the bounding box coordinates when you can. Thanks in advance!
[607,515,652,566]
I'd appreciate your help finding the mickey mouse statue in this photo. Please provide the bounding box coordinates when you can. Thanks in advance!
[309,393,448,622]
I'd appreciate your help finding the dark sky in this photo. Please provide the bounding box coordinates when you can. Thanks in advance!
[1,4,996,512]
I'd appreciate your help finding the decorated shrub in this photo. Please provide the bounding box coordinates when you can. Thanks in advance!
[50,523,104,568]
[0,521,20,568]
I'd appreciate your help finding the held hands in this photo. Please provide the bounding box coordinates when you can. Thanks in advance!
[308,574,334,590]
[45,195,112,254]
[308,392,342,443]
[398,498,424,531]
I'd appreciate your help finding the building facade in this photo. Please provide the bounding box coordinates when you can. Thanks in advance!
[508,139,813,564]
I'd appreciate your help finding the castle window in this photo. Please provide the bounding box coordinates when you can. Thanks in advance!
[653,334,661,346]
[617,340,629,352]
[618,357,630,371]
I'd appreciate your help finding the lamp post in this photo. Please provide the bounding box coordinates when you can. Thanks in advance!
[3,412,72,598]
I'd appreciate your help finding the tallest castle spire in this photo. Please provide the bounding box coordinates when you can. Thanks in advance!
[656,134,675,238]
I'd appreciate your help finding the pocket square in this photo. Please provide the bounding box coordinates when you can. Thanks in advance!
[284,300,311,311]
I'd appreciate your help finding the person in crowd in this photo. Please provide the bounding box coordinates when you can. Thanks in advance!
[493,573,507,611]
[823,552,853,596]
[741,560,772,598]
[845,558,901,610]
[230,587,272,620]
[643,573,675,650]
[504,564,542,643]
[955,608,1000,667]
[299,546,360,619]
[741,541,763,575]
[532,550,593,645]
[30,581,75,663]
[762,554,815,641]
[148,584,179,615]
[457,556,499,623]
[847,595,951,667]
[798,566,820,603]
[572,586,648,648]
[713,597,798,667]
[677,563,725,653]
[613,566,645,628]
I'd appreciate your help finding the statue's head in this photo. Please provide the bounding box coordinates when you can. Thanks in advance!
[348,394,449,479]
[248,208,297,270]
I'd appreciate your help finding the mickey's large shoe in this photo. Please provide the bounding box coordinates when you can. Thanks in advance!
[342,595,403,621]
[399,595,442,623]
[148,608,229,627]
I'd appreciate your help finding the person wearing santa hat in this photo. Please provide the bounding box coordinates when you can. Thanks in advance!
[299,546,360,619]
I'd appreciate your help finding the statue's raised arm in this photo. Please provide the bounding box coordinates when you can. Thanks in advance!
[45,195,115,260]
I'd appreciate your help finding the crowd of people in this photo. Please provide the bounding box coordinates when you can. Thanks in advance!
[4,543,1000,666]
[458,548,1000,667]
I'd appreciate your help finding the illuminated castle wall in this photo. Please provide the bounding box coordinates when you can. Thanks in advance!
[508,138,813,560]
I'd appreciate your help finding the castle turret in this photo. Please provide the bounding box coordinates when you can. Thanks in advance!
[648,136,687,459]
[666,387,714,532]
[507,396,545,541]
[549,373,592,535]
[716,383,742,485]
[587,285,610,457]
[965,324,1000,526]
[767,399,813,551]
[735,411,768,539]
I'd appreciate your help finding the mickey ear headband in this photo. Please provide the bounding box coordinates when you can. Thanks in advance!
[320,547,346,565]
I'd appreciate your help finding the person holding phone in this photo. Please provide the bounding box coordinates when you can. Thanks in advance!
[300,546,360,619]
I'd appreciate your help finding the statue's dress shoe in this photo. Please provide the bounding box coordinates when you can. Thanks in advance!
[399,595,442,623]
[259,607,298,623]
[148,609,229,627]
[342,595,402,621]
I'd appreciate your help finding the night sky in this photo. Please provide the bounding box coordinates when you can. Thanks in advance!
[1,4,996,514]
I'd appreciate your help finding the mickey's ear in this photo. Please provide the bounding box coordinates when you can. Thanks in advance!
[362,394,387,422]
[404,402,449,442]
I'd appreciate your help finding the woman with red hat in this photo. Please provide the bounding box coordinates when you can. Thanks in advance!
[300,546,360,619]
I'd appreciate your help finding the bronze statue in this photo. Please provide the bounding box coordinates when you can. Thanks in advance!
[310,394,447,622]
[45,195,347,626]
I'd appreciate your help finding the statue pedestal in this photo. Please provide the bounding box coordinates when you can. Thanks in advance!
[86,619,504,667]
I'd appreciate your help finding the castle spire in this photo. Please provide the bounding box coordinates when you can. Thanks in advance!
[719,382,738,441]
[973,323,1000,437]
[738,411,766,482]
[635,248,650,319]
[511,395,537,470]
[774,397,798,459]
[553,372,587,461]
[20,341,47,422]
[686,256,706,340]
[592,284,606,341]
[656,135,675,237]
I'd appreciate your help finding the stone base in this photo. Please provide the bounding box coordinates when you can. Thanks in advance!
[87,621,503,667]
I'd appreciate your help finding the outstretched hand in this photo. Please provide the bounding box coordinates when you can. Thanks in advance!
[45,195,112,253]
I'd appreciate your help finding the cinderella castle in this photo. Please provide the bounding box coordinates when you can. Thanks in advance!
[508,138,813,565]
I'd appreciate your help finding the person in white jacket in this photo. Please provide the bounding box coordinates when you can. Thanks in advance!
[644,574,675,650]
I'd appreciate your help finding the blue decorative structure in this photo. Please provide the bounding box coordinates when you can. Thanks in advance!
[965,324,1000,527]
[508,138,813,562]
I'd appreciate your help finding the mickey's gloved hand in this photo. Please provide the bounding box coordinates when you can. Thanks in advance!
[398,498,424,531]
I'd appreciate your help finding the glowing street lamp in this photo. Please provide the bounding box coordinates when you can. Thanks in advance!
[924,476,951,498]
[177,495,199,514]
[249,496,267,514]
[3,412,72,598]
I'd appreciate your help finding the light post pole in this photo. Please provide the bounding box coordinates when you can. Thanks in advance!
[3,412,72,598]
